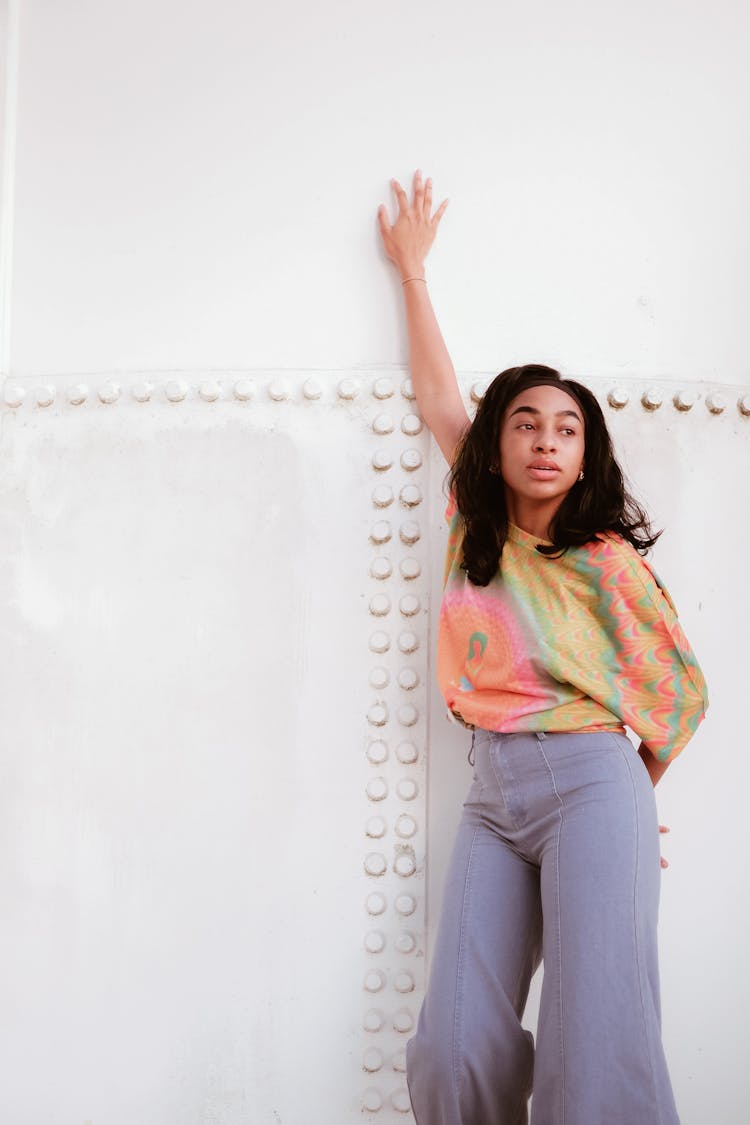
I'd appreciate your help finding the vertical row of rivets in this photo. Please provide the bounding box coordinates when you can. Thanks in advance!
[363,375,427,1119]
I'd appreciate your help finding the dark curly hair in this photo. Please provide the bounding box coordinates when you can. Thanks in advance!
[448,363,661,586]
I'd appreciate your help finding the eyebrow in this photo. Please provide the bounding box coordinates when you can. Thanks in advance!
[509,404,583,424]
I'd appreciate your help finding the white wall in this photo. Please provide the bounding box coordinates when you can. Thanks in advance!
[1,1,748,1122]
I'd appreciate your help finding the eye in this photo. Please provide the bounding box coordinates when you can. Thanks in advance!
[517,422,535,430]
[561,427,576,436]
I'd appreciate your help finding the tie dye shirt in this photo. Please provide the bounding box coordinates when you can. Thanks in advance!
[437,489,708,763]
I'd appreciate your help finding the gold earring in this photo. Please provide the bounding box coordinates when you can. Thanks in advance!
[578,468,585,481]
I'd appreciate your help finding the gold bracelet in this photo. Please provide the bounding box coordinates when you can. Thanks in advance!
[401,276,426,285]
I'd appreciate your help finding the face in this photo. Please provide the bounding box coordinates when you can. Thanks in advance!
[497,383,586,516]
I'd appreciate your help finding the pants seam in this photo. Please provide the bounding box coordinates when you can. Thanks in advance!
[534,734,566,1125]
[452,823,481,1113]
[608,733,664,1125]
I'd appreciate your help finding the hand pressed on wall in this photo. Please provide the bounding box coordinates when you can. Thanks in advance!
[377,168,449,280]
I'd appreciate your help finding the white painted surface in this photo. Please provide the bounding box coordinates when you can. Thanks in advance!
[0,1,748,1122]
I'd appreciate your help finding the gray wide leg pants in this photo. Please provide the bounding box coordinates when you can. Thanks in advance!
[406,728,681,1125]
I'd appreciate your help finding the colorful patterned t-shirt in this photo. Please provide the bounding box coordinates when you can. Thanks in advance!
[437,489,708,763]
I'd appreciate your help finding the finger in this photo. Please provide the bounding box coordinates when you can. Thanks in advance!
[432,197,450,225]
[658,824,670,833]
[391,178,409,214]
[423,175,433,218]
[414,168,424,211]
[660,857,669,868]
[377,203,391,233]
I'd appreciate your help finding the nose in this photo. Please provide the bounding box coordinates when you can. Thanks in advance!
[533,430,556,451]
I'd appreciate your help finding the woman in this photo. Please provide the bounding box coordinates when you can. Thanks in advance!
[376,170,708,1125]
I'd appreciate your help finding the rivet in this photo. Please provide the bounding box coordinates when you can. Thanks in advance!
[397,778,419,801]
[607,387,629,409]
[66,384,88,405]
[369,594,391,617]
[366,740,388,765]
[401,413,423,436]
[370,557,393,581]
[394,893,417,916]
[367,703,389,727]
[398,631,419,654]
[364,969,387,992]
[399,595,420,617]
[739,394,750,416]
[233,378,256,401]
[393,1009,415,1034]
[302,377,322,400]
[372,485,394,508]
[365,817,387,840]
[673,389,696,411]
[470,379,490,403]
[372,449,393,471]
[363,1047,384,1073]
[396,741,418,764]
[365,891,387,915]
[395,814,418,839]
[364,853,388,877]
[366,777,389,802]
[369,667,390,690]
[395,931,417,954]
[369,631,390,654]
[399,484,422,507]
[34,385,56,407]
[397,668,419,691]
[362,1088,383,1112]
[370,521,392,545]
[394,971,415,993]
[399,558,421,581]
[401,378,416,400]
[400,448,422,471]
[364,929,386,953]
[198,380,221,402]
[372,413,395,435]
[98,381,121,404]
[373,377,395,399]
[397,704,419,727]
[165,379,188,402]
[132,380,153,402]
[338,376,360,400]
[399,521,420,545]
[391,1088,412,1113]
[641,388,662,410]
[394,851,416,877]
[268,378,291,401]
[3,383,26,407]
[392,1047,407,1072]
[706,392,725,414]
[364,1008,385,1032]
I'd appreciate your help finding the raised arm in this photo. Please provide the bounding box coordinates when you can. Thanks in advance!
[377,169,471,465]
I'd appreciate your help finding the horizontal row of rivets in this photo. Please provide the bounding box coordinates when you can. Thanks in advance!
[371,484,423,508]
[371,557,421,581]
[366,777,419,802]
[372,413,423,436]
[369,631,419,654]
[364,850,417,878]
[372,448,423,472]
[368,668,420,691]
[366,892,417,916]
[364,1042,412,1072]
[364,1011,414,1038]
[1,376,418,407]
[465,380,750,415]
[369,594,422,617]
[370,520,421,545]
[366,703,420,728]
[364,969,416,994]
[362,1087,411,1113]
[365,814,418,839]
[366,741,419,765]
[364,930,418,955]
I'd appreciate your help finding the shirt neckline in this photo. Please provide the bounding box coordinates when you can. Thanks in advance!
[507,521,553,549]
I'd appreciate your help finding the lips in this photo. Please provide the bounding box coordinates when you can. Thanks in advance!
[528,461,560,471]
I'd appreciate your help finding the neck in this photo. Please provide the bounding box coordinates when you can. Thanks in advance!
[505,493,561,541]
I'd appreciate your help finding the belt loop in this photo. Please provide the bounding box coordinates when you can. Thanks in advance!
[467,729,476,767]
